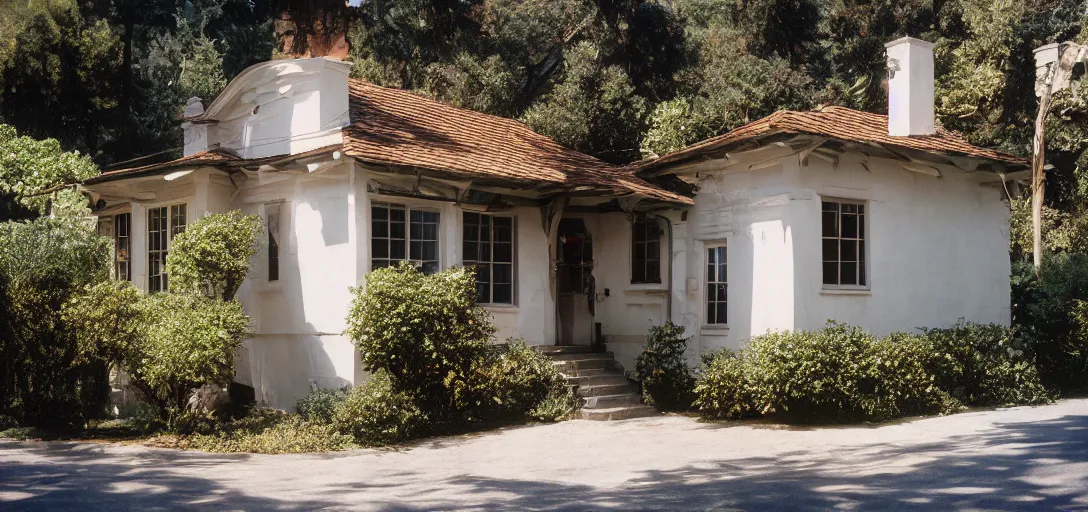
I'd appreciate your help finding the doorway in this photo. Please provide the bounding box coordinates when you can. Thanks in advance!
[557,218,594,346]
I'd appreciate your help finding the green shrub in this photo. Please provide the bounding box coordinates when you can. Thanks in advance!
[1012,255,1088,392]
[186,408,356,454]
[332,371,424,446]
[919,322,1049,406]
[858,334,950,420]
[166,211,262,301]
[0,217,111,428]
[138,293,250,415]
[694,350,756,419]
[694,322,1048,424]
[635,323,696,411]
[473,339,575,421]
[296,385,350,424]
[345,263,495,425]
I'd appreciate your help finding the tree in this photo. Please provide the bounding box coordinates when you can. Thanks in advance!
[166,210,263,301]
[0,124,100,219]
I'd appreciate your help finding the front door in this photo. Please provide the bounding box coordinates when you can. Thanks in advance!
[557,218,594,346]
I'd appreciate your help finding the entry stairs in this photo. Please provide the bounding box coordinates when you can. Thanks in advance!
[538,345,657,421]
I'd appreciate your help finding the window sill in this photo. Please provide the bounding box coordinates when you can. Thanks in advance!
[626,283,668,294]
[700,325,730,336]
[820,288,871,296]
[483,304,519,313]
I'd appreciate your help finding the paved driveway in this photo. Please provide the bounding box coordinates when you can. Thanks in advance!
[2,399,1087,511]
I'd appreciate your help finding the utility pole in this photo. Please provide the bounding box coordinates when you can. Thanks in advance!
[1031,42,1086,272]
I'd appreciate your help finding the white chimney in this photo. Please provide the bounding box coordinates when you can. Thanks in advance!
[885,37,936,137]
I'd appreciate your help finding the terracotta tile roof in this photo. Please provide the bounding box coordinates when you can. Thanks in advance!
[83,146,340,185]
[85,150,241,184]
[342,80,691,204]
[634,106,1029,174]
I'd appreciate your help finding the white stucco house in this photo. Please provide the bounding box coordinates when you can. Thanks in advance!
[82,37,1028,410]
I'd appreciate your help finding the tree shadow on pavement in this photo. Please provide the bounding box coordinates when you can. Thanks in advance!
[0,442,337,511]
[377,414,1088,511]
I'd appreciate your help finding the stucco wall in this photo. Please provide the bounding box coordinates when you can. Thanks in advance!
[671,153,1011,362]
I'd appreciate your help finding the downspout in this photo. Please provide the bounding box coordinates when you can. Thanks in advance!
[650,213,674,323]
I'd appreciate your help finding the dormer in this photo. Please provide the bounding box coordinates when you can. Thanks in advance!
[181,58,352,159]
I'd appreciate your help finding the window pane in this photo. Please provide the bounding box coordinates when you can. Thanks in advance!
[840,240,858,262]
[717,283,727,302]
[494,242,512,263]
[647,263,661,283]
[716,302,727,325]
[718,262,726,283]
[841,213,858,239]
[822,201,837,212]
[493,283,512,304]
[421,261,439,275]
[493,263,512,284]
[464,240,478,262]
[422,241,438,262]
[372,239,388,259]
[633,264,646,284]
[823,239,838,262]
[390,208,405,222]
[822,211,838,238]
[372,218,388,238]
[390,239,405,260]
[823,262,838,285]
[841,262,858,285]
[410,240,422,261]
[371,206,388,221]
[707,301,716,323]
[842,203,857,214]
[390,221,405,239]
[859,215,865,240]
[707,248,717,265]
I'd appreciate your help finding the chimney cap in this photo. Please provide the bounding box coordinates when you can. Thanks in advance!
[885,36,935,50]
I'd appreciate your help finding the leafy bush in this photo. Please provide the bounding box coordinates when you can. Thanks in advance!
[744,322,872,421]
[296,385,349,424]
[635,323,696,411]
[185,408,356,454]
[0,217,111,428]
[137,293,250,414]
[166,211,262,301]
[694,350,755,420]
[695,322,1049,424]
[1012,255,1088,392]
[919,322,1049,406]
[345,263,495,425]
[332,371,423,446]
[474,339,575,421]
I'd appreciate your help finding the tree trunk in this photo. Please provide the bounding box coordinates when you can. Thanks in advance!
[1031,87,1052,272]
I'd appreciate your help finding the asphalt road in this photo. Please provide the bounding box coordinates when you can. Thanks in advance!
[2,398,1087,511]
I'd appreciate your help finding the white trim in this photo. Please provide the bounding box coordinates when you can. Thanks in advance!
[819,196,871,292]
[703,241,729,328]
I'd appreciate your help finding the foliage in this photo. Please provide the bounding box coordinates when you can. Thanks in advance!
[345,263,495,425]
[295,384,350,424]
[694,350,756,420]
[1012,255,1088,392]
[166,210,263,301]
[474,339,575,421]
[136,293,250,414]
[635,323,696,411]
[0,124,99,218]
[918,322,1050,406]
[332,371,424,446]
[184,407,356,454]
[62,280,148,364]
[0,217,111,428]
[695,322,1049,424]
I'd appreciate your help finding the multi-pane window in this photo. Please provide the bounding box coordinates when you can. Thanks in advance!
[822,200,867,287]
[706,245,727,325]
[631,216,661,284]
[148,204,187,293]
[267,205,280,282]
[113,213,132,281]
[371,204,440,273]
[463,212,515,304]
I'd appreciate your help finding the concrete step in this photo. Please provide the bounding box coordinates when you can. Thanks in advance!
[579,405,658,421]
[562,367,609,380]
[577,381,638,398]
[548,352,615,362]
[535,345,597,356]
[551,356,617,373]
[566,373,630,387]
[582,393,644,409]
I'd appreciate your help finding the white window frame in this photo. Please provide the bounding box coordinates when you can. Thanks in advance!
[821,197,869,290]
[704,242,728,326]
[462,211,517,306]
[631,215,662,284]
[266,203,281,282]
[370,202,442,273]
[147,203,187,293]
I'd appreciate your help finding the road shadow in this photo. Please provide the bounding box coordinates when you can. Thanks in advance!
[0,442,337,511]
[373,413,1088,511]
